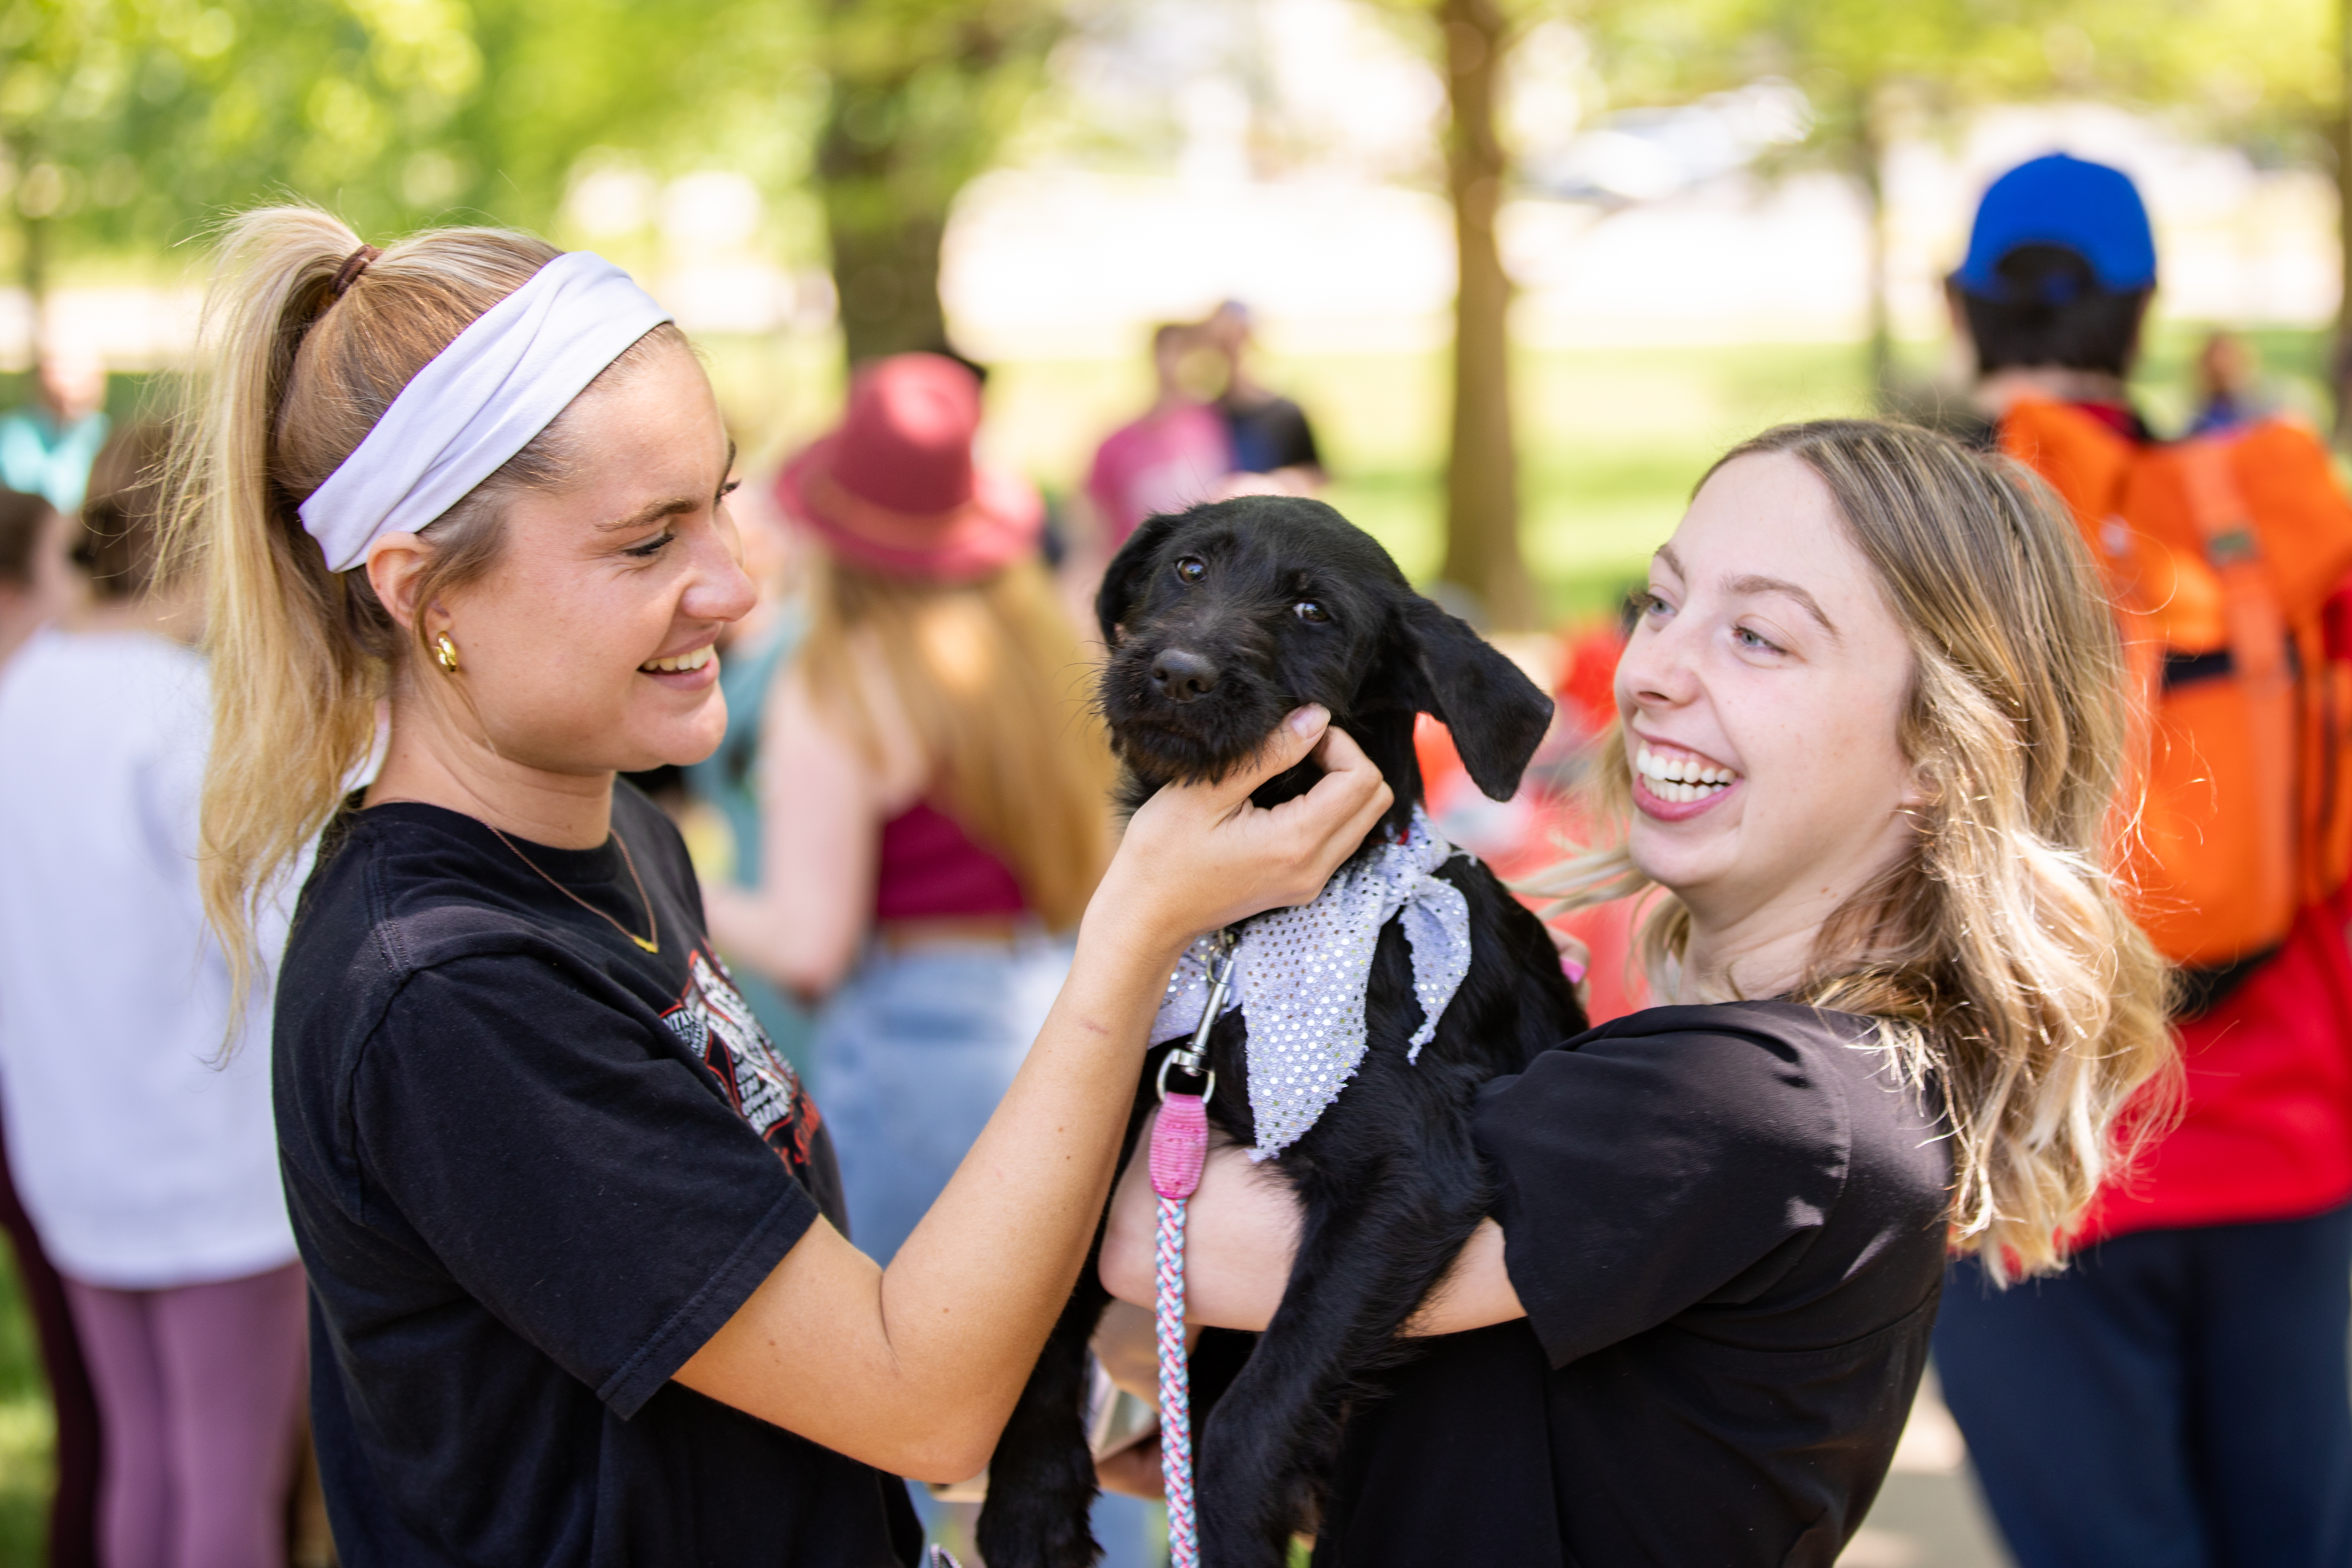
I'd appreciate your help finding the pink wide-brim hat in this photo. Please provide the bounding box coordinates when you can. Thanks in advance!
[773,352,1042,583]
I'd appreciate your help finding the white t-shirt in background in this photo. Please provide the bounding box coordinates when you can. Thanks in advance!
[0,626,297,1289]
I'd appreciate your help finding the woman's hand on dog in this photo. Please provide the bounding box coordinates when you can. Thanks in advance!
[1091,704,1393,959]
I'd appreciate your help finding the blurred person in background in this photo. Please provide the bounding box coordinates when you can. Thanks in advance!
[1081,322,1233,554]
[0,421,307,1568]
[682,468,819,1077]
[0,348,111,514]
[0,486,74,668]
[702,353,1149,1564]
[0,484,103,1568]
[1936,153,2352,1568]
[2186,329,2266,436]
[1202,300,1324,491]
[1059,320,1233,627]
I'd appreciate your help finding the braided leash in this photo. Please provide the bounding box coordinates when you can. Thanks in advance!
[1151,931,1235,1568]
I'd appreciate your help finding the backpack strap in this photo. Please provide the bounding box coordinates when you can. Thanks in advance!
[2176,435,2299,943]
[2001,397,2170,697]
[2177,438,2290,687]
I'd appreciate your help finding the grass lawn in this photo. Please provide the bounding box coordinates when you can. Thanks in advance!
[0,1245,58,1563]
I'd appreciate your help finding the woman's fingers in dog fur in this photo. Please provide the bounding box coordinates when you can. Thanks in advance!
[1282,725,1393,880]
[1232,732,1392,910]
[1214,704,1331,816]
[1101,712,1388,940]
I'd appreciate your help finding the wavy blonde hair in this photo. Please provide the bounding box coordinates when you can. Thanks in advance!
[162,205,683,994]
[797,551,1115,931]
[1524,419,2174,1282]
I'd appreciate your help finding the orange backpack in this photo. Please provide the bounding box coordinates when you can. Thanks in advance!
[2002,399,2352,974]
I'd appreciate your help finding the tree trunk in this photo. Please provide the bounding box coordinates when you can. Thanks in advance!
[2334,0,2352,444]
[1437,0,1535,630]
[1855,83,1893,407]
[817,78,954,369]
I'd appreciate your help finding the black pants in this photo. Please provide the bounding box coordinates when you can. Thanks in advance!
[1935,1203,2352,1568]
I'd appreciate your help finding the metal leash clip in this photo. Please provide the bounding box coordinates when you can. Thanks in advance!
[1155,927,1235,1107]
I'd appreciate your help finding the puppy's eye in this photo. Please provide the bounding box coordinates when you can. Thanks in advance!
[1175,557,1207,584]
[1293,601,1331,624]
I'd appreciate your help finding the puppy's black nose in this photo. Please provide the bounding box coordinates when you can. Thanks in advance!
[1150,648,1220,703]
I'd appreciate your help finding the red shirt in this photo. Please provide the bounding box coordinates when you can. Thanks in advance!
[2082,892,2352,1241]
[2001,400,2352,1239]
[873,800,1025,923]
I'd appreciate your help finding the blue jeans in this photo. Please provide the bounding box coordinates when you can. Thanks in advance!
[814,932,1158,1568]
[817,931,1071,1266]
[1935,1203,2352,1568]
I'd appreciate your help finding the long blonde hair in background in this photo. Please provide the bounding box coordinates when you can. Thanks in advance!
[797,551,1115,931]
[163,205,680,995]
[1523,419,2174,1283]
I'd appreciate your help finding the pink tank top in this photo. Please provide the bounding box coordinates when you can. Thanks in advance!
[874,799,1026,922]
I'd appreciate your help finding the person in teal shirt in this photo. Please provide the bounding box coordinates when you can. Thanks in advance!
[0,349,110,514]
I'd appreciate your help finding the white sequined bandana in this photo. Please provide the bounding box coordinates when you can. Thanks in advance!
[1151,806,1474,1160]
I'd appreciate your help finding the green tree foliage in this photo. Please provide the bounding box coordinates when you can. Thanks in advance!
[3,0,1062,375]
[0,0,818,254]
[1588,0,2347,396]
[1587,0,2073,396]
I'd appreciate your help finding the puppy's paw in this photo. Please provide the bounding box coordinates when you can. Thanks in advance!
[1199,1506,1299,1568]
[974,1461,1104,1568]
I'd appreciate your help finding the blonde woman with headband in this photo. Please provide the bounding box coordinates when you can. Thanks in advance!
[171,207,1391,1564]
[1099,420,2173,1566]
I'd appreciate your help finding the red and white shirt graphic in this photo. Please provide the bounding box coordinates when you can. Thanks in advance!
[662,947,822,1172]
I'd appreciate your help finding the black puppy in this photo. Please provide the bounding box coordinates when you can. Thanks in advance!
[977,495,1587,1568]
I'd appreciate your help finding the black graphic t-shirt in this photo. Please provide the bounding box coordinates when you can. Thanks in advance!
[274,787,922,1567]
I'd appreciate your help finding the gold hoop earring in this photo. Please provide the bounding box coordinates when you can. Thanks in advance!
[434,634,461,675]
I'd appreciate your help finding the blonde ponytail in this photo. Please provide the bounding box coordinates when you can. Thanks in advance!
[163,206,679,995]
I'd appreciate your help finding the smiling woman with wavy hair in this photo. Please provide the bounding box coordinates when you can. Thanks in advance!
[1535,418,2174,1281]
[1102,417,2172,1568]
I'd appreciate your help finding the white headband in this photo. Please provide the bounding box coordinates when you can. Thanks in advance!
[298,250,673,573]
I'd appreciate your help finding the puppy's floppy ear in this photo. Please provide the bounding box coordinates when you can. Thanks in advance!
[1095,510,1191,647]
[1399,597,1555,801]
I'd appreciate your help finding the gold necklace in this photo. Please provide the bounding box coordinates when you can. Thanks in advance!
[486,820,661,955]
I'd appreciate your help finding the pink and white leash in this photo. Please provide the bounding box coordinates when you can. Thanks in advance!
[1151,931,1235,1568]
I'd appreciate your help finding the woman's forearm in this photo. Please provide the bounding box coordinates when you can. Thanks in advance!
[1405,1219,1524,1336]
[677,708,1396,1478]
[681,870,1190,1477]
[1100,1112,1301,1332]
[1101,1131,1526,1341]
[875,902,1192,1457]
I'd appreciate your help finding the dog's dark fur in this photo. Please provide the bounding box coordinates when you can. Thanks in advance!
[976,496,1588,1568]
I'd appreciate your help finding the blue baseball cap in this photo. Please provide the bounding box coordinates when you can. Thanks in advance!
[1953,154,2156,300]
